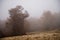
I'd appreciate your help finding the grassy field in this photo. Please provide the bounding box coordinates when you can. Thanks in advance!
[0,31,60,40]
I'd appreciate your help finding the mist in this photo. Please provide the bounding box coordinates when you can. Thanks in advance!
[0,0,60,20]
[0,0,60,38]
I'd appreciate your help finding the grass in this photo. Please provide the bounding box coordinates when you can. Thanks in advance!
[0,31,60,40]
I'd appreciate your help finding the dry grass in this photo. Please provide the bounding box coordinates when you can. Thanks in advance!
[0,31,60,40]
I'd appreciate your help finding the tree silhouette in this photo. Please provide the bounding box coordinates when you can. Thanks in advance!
[5,5,29,36]
[40,11,53,31]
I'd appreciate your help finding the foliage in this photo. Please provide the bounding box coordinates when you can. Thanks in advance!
[4,5,29,36]
[39,11,60,31]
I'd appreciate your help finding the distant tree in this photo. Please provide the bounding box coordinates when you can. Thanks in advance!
[39,11,60,31]
[56,13,60,30]
[40,11,53,31]
[53,13,60,30]
[5,5,29,36]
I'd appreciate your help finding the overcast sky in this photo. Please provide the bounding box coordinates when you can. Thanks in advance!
[0,0,60,20]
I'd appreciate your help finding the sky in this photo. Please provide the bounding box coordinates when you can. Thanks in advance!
[0,0,60,20]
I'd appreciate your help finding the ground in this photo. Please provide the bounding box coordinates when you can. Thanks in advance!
[0,31,60,40]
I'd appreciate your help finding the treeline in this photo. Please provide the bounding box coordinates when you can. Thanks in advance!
[0,5,60,38]
[25,11,60,32]
[39,11,60,31]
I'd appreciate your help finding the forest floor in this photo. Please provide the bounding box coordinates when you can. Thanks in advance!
[0,30,60,40]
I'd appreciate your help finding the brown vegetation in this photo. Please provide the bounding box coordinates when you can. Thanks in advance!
[0,31,60,40]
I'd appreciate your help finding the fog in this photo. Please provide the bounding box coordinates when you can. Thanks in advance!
[0,0,60,20]
[0,0,60,37]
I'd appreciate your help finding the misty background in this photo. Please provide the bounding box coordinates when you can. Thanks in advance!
[0,0,60,20]
[0,0,60,37]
